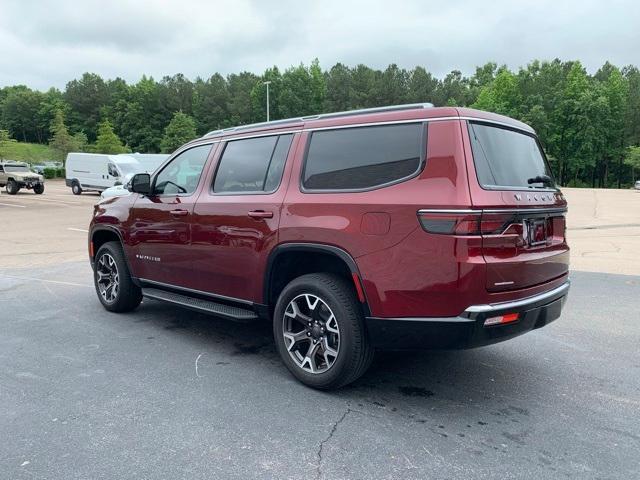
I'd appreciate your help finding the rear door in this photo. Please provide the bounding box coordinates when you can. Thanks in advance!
[462,120,569,292]
[190,132,298,302]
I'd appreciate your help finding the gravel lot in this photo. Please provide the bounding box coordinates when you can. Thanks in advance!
[1,181,639,479]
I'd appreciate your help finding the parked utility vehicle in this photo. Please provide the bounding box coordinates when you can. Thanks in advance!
[88,104,570,389]
[0,161,45,194]
[65,153,167,195]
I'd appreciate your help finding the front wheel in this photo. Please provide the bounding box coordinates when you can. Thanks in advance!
[273,273,374,389]
[93,241,142,312]
[6,180,19,195]
[33,184,44,194]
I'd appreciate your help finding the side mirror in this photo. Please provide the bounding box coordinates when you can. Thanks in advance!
[130,173,151,195]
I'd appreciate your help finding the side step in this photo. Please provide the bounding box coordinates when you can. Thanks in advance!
[142,287,259,322]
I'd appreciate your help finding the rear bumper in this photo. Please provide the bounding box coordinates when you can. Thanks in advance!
[365,281,570,350]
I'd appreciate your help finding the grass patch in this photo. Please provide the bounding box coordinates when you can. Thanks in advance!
[0,142,56,164]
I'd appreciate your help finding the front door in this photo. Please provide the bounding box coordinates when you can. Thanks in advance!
[191,132,298,303]
[129,143,215,288]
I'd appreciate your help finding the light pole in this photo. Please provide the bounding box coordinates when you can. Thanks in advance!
[263,81,271,122]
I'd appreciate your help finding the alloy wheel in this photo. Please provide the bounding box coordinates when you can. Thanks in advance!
[96,253,119,303]
[282,293,340,374]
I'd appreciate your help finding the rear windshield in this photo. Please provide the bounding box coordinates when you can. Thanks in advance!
[468,122,555,189]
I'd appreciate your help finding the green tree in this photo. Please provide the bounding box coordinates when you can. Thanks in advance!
[73,132,89,152]
[160,111,197,153]
[0,129,17,160]
[471,69,521,117]
[94,119,128,154]
[64,73,109,141]
[193,73,231,133]
[324,63,354,111]
[624,146,640,182]
[250,66,282,121]
[1,87,43,142]
[49,110,78,164]
[406,66,439,104]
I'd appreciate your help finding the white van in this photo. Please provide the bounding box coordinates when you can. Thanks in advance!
[65,153,167,195]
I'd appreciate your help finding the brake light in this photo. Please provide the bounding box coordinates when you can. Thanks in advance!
[417,211,514,236]
[484,312,519,327]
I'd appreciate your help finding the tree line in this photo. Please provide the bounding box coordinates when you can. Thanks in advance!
[1,58,639,186]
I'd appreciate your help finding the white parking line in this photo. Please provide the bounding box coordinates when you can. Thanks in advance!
[17,197,81,206]
[0,273,92,288]
[0,202,26,208]
[67,227,89,233]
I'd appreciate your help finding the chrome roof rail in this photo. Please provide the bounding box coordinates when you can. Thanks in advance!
[203,102,434,138]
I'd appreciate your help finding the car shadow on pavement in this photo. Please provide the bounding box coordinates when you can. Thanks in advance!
[135,299,547,408]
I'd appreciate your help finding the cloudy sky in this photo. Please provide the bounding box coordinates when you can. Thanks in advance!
[1,0,638,90]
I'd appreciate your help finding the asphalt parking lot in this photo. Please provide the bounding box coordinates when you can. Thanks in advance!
[1,181,639,479]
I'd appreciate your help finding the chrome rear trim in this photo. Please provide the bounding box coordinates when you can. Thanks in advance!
[465,281,570,314]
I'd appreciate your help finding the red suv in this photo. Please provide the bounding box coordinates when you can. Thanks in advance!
[89,104,570,389]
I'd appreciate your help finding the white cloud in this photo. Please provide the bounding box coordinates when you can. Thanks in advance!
[0,0,638,90]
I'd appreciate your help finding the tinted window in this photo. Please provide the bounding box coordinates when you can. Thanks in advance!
[154,144,211,195]
[214,134,293,193]
[303,124,424,190]
[468,122,554,189]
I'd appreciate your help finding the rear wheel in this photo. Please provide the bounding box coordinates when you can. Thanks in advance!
[93,241,142,312]
[6,180,19,195]
[33,184,44,194]
[72,181,82,195]
[273,273,374,389]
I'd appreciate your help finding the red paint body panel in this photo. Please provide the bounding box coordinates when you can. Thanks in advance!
[89,106,570,324]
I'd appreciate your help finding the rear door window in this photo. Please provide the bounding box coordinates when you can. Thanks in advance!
[468,122,555,189]
[302,123,424,191]
[213,134,293,193]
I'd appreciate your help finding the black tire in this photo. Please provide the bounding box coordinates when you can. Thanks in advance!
[93,241,142,312]
[6,180,19,195]
[273,273,374,389]
[33,184,44,194]
[72,181,82,195]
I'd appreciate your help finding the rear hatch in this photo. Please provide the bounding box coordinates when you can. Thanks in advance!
[465,120,569,292]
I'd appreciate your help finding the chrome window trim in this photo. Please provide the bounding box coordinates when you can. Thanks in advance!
[219,129,302,143]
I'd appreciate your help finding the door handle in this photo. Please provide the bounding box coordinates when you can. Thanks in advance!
[170,209,189,216]
[248,210,273,219]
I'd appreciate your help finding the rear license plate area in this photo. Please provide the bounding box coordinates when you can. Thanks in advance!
[525,218,548,246]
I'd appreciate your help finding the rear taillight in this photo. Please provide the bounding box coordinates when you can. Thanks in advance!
[418,210,515,236]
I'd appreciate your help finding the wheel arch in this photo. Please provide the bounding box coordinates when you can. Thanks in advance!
[90,226,136,280]
[264,243,370,316]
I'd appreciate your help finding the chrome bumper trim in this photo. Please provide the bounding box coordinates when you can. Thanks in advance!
[464,280,570,314]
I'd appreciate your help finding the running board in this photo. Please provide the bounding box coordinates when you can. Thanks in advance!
[142,288,259,322]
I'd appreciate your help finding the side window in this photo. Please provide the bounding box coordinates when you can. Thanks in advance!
[214,134,293,193]
[0,165,4,172]
[154,144,211,195]
[107,163,119,177]
[302,123,424,191]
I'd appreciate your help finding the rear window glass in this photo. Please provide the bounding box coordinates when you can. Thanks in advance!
[303,123,424,191]
[468,122,554,189]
